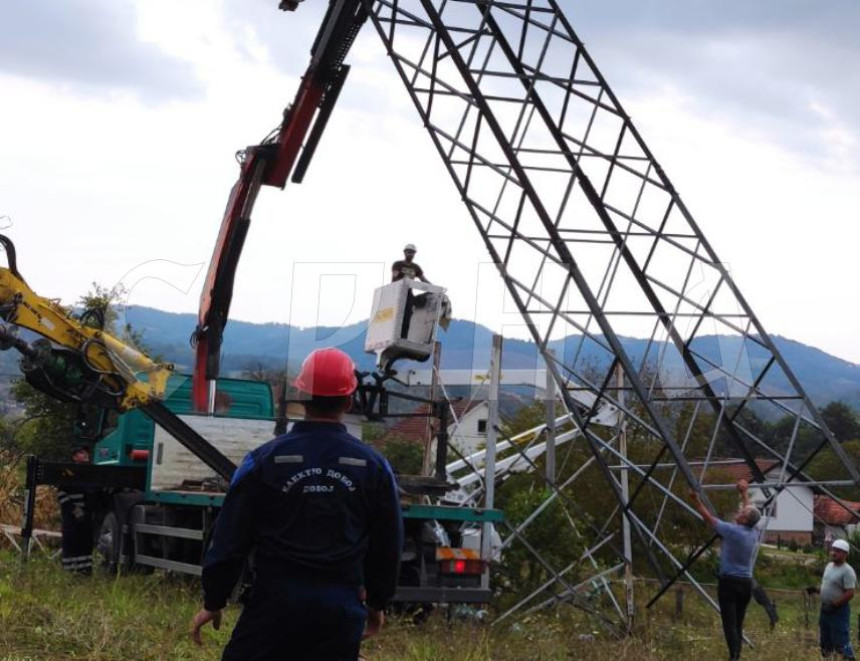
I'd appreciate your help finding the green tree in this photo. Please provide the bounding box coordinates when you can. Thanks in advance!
[361,422,387,444]
[807,439,860,501]
[241,362,288,388]
[0,415,14,451]
[493,478,587,609]
[492,400,613,604]
[821,401,860,442]
[500,400,548,438]
[9,382,78,459]
[378,436,423,475]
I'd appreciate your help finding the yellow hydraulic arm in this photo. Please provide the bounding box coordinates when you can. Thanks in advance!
[0,235,173,412]
[1,234,238,478]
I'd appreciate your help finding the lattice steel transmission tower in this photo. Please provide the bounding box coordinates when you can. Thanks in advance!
[358,0,860,630]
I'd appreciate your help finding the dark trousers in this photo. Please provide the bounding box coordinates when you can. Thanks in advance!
[222,574,366,661]
[718,576,752,660]
[751,581,778,627]
[820,604,856,659]
[59,495,93,574]
[400,290,414,339]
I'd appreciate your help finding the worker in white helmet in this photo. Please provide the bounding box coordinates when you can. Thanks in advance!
[392,243,430,283]
[820,538,857,659]
[391,243,432,340]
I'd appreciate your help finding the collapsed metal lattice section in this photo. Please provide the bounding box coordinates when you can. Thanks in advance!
[363,0,860,628]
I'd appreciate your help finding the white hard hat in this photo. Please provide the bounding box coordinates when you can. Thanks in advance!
[833,539,850,553]
[404,243,417,252]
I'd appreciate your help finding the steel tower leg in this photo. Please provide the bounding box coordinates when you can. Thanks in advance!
[364,0,860,629]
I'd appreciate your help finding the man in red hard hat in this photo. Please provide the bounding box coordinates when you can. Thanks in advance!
[192,347,403,661]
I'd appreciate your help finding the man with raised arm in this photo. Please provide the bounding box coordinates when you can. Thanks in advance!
[690,478,761,661]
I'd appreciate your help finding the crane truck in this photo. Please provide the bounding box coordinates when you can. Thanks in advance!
[0,0,623,609]
[0,4,507,612]
[1,233,501,604]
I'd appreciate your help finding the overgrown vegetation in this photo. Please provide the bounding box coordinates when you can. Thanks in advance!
[0,449,60,538]
[0,552,834,660]
[378,437,425,475]
[359,421,426,475]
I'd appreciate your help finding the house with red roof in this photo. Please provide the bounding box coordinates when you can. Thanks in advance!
[697,459,814,545]
[380,399,490,457]
[813,496,860,545]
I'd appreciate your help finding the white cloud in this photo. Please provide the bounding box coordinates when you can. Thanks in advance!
[0,1,202,99]
[1,1,858,366]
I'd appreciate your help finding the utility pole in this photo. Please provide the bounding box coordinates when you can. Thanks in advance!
[481,334,502,589]
[617,364,634,632]
[423,341,442,478]
[545,349,556,483]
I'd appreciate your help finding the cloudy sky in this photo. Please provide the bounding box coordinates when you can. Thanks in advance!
[1,1,858,363]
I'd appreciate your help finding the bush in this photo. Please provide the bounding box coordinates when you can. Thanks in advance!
[0,449,60,536]
[492,481,588,609]
[379,437,424,475]
[846,530,860,568]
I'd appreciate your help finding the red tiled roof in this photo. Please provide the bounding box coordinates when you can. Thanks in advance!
[694,459,781,484]
[814,496,860,526]
[380,400,484,444]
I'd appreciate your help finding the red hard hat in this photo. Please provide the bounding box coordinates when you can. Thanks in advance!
[293,348,358,396]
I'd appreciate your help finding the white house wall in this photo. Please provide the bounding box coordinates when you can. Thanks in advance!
[436,402,489,458]
[751,483,814,534]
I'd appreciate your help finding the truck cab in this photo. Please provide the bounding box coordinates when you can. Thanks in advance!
[91,375,277,574]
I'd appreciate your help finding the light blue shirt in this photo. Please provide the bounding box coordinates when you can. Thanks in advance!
[715,520,759,578]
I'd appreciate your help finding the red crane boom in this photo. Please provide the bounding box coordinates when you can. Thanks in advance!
[191,1,366,411]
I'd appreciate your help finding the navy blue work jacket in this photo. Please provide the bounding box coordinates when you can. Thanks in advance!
[202,421,403,612]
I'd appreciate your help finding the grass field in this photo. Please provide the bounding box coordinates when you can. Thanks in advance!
[0,551,838,661]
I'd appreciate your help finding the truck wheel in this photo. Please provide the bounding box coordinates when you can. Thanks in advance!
[95,511,121,574]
